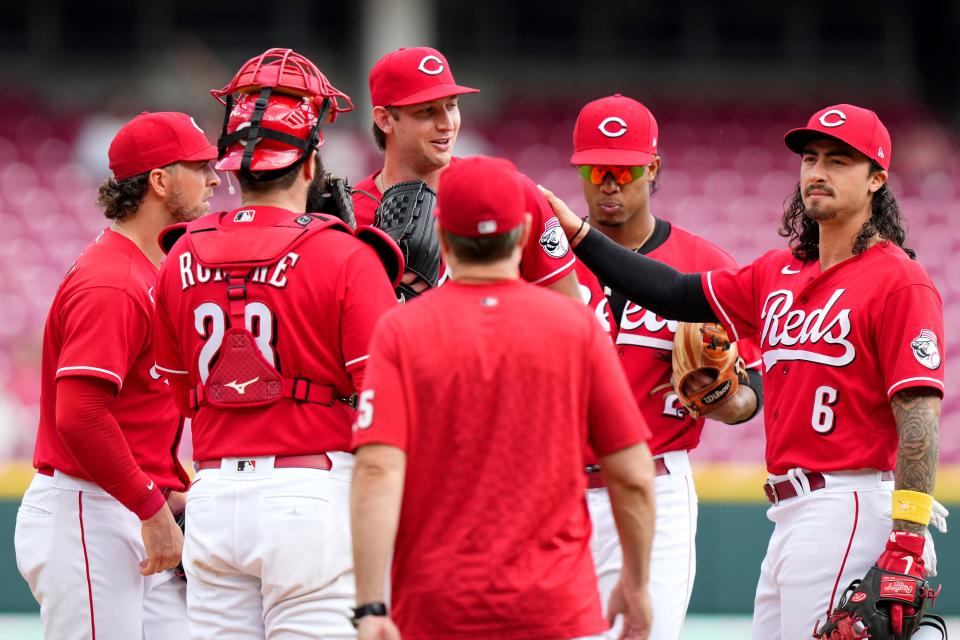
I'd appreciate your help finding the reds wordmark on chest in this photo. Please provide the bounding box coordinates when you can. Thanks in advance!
[177,251,300,291]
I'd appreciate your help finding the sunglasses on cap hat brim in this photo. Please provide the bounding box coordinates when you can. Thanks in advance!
[577,164,646,185]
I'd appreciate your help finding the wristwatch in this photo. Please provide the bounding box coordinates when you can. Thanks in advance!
[350,602,388,628]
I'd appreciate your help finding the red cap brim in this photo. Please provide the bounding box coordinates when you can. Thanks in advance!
[182,143,219,163]
[387,84,479,107]
[569,148,656,166]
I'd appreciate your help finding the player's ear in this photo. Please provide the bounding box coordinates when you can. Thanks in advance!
[147,166,172,198]
[372,106,394,136]
[302,150,317,182]
[867,167,887,194]
[517,213,533,251]
[646,156,661,182]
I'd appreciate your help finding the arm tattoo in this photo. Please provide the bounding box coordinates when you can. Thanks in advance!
[890,387,940,534]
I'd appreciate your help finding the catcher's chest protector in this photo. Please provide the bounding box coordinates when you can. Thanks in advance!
[184,212,351,410]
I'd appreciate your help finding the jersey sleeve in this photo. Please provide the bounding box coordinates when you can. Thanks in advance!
[879,283,945,398]
[701,262,759,343]
[340,245,401,384]
[56,286,149,390]
[517,174,577,286]
[351,317,409,451]
[586,316,651,456]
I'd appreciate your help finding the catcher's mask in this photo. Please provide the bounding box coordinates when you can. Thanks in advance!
[212,48,353,177]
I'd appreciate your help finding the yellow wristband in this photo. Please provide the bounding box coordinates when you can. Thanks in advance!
[891,489,934,526]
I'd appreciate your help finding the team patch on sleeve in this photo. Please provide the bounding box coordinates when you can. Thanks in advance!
[539,217,570,258]
[910,329,942,369]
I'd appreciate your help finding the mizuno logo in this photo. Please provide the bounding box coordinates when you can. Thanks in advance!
[224,377,259,395]
[781,265,801,275]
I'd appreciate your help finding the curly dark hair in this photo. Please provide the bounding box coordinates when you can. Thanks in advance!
[778,167,915,261]
[96,171,151,220]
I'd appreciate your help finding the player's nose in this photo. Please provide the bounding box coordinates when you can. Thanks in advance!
[206,165,222,187]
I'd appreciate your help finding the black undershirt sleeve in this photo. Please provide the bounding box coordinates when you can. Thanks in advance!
[574,227,718,322]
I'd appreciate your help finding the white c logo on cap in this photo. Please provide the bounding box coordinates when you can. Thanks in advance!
[598,116,628,138]
[819,109,847,128]
[189,117,205,134]
[418,55,444,75]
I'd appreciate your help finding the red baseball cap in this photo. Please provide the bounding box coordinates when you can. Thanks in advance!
[784,104,891,170]
[571,94,659,166]
[437,156,524,237]
[109,112,218,181]
[369,47,479,107]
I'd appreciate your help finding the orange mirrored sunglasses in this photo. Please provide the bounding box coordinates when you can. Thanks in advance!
[577,164,646,185]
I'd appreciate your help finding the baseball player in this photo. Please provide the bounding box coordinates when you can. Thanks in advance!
[152,48,399,639]
[569,95,764,640]
[15,111,220,639]
[539,104,945,639]
[354,46,581,299]
[350,156,656,640]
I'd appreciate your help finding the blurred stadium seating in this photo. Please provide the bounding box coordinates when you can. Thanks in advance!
[0,98,956,465]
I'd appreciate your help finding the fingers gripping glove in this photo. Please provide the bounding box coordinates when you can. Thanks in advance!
[373,180,441,300]
[814,532,940,640]
[316,173,357,229]
[671,322,748,418]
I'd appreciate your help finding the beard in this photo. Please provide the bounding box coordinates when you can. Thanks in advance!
[165,187,208,223]
[304,169,327,214]
[803,201,838,222]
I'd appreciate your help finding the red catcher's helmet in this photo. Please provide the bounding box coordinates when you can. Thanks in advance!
[212,48,354,174]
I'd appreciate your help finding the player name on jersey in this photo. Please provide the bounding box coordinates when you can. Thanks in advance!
[177,251,300,291]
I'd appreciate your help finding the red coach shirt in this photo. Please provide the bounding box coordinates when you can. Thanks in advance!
[154,207,398,459]
[703,242,945,474]
[352,161,576,286]
[577,220,761,458]
[35,229,188,492]
[353,279,650,640]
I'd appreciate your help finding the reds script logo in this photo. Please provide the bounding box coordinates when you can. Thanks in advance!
[580,286,677,349]
[418,55,444,75]
[760,288,855,371]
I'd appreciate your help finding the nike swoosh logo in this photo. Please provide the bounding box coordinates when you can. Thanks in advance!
[224,377,259,395]
[146,480,154,491]
[781,265,801,275]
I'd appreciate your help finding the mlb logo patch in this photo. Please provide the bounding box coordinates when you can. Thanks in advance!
[295,215,312,226]
[234,210,256,223]
[237,460,257,472]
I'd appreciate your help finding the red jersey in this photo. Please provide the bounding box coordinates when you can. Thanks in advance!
[703,242,945,474]
[352,160,576,286]
[154,206,398,460]
[353,279,649,640]
[35,228,188,493]
[577,220,761,457]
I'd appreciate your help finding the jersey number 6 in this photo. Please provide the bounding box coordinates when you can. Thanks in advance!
[811,385,839,434]
[194,301,277,383]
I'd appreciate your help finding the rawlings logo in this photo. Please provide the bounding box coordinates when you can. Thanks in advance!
[850,592,867,603]
[760,289,855,371]
[881,576,917,601]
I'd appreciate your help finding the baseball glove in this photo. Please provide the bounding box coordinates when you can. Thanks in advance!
[313,172,357,229]
[814,566,940,639]
[374,180,441,300]
[672,322,747,418]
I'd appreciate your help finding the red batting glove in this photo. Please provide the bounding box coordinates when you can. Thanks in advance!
[875,530,926,635]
